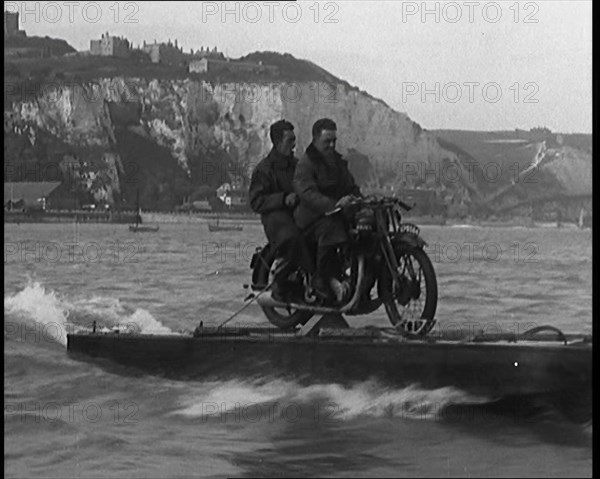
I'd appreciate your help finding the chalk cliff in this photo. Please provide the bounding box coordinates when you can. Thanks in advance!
[4,52,591,219]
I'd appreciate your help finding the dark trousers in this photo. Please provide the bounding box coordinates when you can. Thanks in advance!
[262,210,299,249]
[304,215,348,281]
[276,235,315,277]
[263,210,314,280]
[269,212,348,282]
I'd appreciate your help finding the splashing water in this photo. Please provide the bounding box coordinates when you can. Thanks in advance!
[4,281,71,346]
[173,378,490,423]
[69,295,176,335]
[4,281,176,347]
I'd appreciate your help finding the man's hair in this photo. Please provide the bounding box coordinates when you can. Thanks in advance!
[270,119,295,145]
[312,118,337,139]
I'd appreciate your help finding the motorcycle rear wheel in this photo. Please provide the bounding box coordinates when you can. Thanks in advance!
[254,248,314,330]
[378,246,438,337]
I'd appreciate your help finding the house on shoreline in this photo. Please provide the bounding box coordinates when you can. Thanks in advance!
[4,182,61,212]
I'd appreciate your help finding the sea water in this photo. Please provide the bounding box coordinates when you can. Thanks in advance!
[4,222,592,477]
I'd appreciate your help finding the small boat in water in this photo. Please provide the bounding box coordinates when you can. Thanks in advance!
[208,217,243,232]
[129,189,159,233]
[129,224,160,233]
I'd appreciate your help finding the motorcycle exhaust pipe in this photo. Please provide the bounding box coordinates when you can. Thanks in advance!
[257,256,366,315]
[256,296,342,314]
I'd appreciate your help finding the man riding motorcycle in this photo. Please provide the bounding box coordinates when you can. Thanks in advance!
[293,118,362,303]
[248,119,313,301]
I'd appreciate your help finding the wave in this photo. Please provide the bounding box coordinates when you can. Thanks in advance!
[4,281,72,347]
[4,281,176,348]
[171,378,490,423]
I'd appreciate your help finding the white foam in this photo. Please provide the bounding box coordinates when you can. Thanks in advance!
[291,380,488,421]
[4,281,71,346]
[4,281,176,348]
[126,308,177,335]
[70,296,176,334]
[172,378,489,422]
[175,379,288,417]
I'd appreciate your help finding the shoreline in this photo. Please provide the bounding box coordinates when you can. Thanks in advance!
[4,210,590,229]
[2,210,258,225]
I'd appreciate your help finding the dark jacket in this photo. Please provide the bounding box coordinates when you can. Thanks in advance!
[248,148,299,246]
[293,143,361,229]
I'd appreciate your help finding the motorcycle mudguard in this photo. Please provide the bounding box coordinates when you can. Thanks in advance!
[394,232,426,249]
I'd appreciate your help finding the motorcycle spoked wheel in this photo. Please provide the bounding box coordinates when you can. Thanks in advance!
[378,245,438,337]
[254,249,314,330]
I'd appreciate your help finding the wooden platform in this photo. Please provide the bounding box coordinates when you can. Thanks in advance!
[66,323,592,410]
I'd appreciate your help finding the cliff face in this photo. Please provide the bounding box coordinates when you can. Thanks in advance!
[5,74,590,216]
[541,145,592,196]
[433,129,592,218]
[4,78,474,211]
[125,79,457,181]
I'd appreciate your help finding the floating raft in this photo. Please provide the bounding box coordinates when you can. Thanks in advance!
[67,324,592,403]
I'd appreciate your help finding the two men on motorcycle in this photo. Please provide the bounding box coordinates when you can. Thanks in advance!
[249,118,362,304]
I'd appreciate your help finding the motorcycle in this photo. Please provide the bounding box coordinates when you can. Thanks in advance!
[248,195,438,337]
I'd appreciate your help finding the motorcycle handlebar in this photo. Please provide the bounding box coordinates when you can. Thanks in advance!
[325,196,414,216]
[396,199,414,211]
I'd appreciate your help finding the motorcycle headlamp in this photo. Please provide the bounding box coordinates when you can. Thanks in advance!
[355,207,375,232]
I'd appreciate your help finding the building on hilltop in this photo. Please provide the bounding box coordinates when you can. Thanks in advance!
[4,11,51,58]
[4,11,26,37]
[189,46,225,60]
[188,57,279,75]
[90,32,131,58]
[142,39,185,65]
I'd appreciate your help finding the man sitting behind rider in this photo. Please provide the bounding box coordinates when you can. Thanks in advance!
[293,118,362,302]
[249,119,310,301]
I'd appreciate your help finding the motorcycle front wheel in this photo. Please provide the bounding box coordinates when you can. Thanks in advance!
[253,248,314,330]
[378,245,438,337]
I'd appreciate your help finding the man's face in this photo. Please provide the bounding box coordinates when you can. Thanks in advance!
[275,130,296,157]
[313,129,337,158]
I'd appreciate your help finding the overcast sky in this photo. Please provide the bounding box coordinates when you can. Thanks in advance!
[7,1,593,133]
